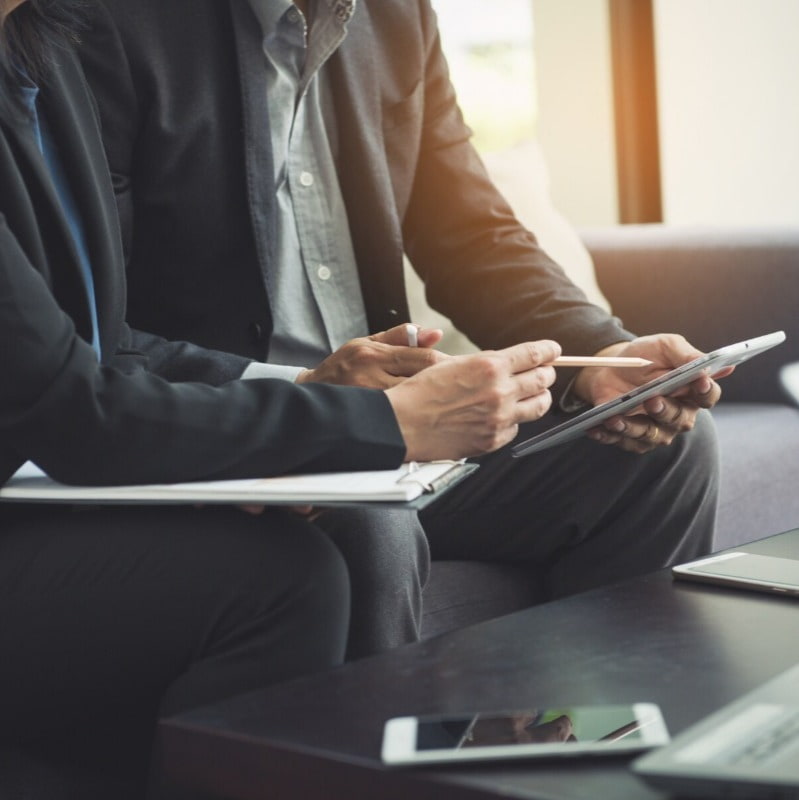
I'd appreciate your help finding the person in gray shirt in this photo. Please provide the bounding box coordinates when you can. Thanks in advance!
[79,0,724,660]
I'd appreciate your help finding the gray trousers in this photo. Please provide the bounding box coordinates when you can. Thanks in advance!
[324,409,719,659]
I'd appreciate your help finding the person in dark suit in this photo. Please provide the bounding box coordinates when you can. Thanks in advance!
[77,0,727,659]
[0,1,567,795]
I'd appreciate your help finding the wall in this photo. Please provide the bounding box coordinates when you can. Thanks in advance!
[534,0,799,227]
[532,0,619,226]
[654,0,799,225]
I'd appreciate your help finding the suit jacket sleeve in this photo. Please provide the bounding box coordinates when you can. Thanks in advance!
[121,326,252,386]
[0,215,404,487]
[398,2,634,359]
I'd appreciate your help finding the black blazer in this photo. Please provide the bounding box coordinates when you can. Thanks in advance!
[0,47,404,487]
[79,0,631,364]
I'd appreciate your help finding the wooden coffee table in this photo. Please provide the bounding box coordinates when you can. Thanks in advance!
[160,529,799,799]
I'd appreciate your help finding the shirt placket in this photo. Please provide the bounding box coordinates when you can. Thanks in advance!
[288,10,356,350]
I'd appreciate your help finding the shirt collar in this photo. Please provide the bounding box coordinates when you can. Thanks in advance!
[246,0,356,36]
[247,0,294,37]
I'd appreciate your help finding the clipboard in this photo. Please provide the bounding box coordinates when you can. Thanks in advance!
[0,460,479,511]
[512,330,786,458]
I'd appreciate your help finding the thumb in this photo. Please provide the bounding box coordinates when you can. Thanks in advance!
[371,323,443,348]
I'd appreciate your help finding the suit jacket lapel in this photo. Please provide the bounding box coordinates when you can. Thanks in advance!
[230,0,277,297]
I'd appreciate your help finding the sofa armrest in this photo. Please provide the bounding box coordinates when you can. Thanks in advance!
[581,224,799,404]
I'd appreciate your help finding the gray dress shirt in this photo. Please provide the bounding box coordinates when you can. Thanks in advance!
[243,0,368,381]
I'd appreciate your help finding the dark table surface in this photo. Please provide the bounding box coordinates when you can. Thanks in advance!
[160,530,799,800]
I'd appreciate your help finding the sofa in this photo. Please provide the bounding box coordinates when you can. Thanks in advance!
[421,224,799,639]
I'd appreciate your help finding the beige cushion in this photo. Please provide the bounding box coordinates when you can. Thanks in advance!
[405,138,610,354]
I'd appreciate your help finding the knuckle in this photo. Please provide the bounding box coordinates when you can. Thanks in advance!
[483,408,507,431]
[483,387,506,409]
[477,355,504,382]
[421,349,443,368]
[350,342,375,360]
[523,341,542,364]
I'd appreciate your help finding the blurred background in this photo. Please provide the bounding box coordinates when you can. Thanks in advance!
[432,0,799,228]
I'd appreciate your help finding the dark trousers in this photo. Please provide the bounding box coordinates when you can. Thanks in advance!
[0,413,719,796]
[0,504,351,798]
[304,410,719,660]
[423,409,719,596]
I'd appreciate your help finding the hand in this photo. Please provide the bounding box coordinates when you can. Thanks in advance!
[573,334,729,453]
[386,340,560,461]
[238,505,324,521]
[295,324,447,389]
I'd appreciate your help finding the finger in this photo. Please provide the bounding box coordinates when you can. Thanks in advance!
[370,324,443,348]
[644,396,697,432]
[513,364,557,400]
[238,504,265,515]
[290,505,326,522]
[685,376,722,408]
[415,327,445,349]
[513,389,554,425]
[502,340,562,374]
[368,324,414,347]
[385,345,448,378]
[601,415,664,450]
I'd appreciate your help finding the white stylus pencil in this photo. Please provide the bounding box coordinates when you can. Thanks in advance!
[551,356,653,368]
[405,326,650,367]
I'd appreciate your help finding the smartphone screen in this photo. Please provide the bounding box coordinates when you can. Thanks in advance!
[382,703,670,765]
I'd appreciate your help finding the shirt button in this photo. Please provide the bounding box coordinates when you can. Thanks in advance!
[287,8,300,23]
[299,171,314,187]
[317,264,332,281]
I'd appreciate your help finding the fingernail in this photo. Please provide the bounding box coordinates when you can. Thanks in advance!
[652,400,665,414]
[609,420,625,433]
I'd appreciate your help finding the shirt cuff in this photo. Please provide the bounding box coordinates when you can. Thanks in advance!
[241,362,306,382]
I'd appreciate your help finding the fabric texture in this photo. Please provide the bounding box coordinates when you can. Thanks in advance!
[406,139,610,356]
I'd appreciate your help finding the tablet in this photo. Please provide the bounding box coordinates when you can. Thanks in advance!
[511,330,786,458]
[672,551,799,597]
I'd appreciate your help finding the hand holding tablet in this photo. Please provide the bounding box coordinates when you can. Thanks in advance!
[512,331,786,457]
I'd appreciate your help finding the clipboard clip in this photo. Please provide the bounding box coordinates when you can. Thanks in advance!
[395,461,468,494]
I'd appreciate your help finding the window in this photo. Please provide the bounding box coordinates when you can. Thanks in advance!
[432,0,537,155]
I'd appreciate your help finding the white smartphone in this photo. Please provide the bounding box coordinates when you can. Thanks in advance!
[672,551,799,596]
[512,330,786,458]
[381,703,670,766]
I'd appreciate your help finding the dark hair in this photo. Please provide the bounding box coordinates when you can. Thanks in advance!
[0,0,87,118]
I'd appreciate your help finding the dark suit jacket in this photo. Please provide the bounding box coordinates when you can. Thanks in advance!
[0,46,404,487]
[79,0,632,369]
